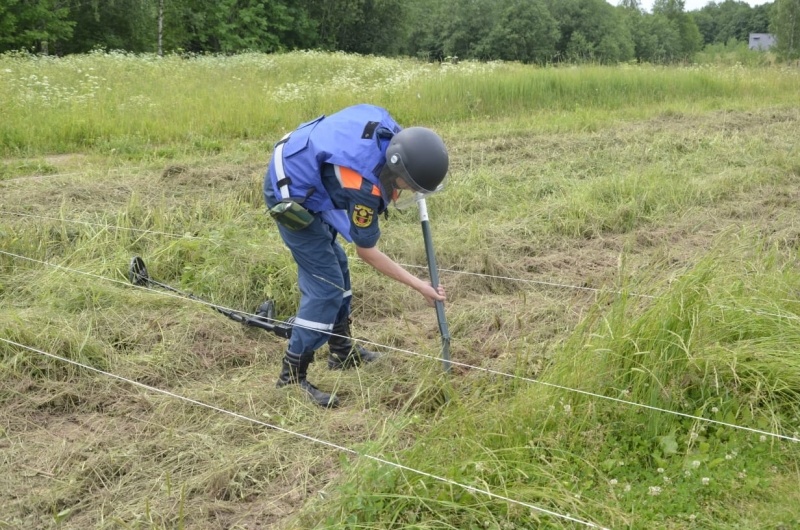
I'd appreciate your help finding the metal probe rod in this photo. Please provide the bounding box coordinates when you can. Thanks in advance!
[418,197,451,372]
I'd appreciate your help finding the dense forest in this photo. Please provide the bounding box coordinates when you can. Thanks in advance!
[0,0,797,62]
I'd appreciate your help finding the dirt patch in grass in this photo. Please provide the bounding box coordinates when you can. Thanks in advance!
[44,154,88,166]
[160,162,264,186]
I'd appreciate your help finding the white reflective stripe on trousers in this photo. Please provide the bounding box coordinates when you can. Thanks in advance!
[292,317,334,332]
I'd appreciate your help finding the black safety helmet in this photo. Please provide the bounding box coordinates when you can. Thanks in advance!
[379,127,449,209]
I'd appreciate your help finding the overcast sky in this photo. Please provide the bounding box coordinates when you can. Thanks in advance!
[611,0,772,12]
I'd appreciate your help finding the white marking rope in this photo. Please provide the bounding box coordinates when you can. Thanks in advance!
[0,337,609,530]
[2,249,798,443]
[398,263,657,298]
[398,263,800,322]
[0,211,206,240]
[7,208,795,324]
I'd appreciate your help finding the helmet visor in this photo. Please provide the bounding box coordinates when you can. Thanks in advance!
[379,157,444,210]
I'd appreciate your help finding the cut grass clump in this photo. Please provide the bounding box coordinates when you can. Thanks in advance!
[307,232,800,529]
[1,315,110,381]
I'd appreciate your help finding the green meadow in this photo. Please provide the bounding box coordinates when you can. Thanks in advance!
[1,52,800,529]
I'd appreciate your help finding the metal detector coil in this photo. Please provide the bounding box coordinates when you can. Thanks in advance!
[129,256,150,286]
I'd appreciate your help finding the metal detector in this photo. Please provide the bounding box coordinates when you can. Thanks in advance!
[417,198,451,373]
[128,256,293,338]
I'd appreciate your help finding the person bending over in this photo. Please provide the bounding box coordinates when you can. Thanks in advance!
[263,104,449,408]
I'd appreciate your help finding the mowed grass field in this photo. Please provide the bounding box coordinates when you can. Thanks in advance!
[1,52,800,529]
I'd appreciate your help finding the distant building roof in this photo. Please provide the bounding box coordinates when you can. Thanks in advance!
[749,33,776,51]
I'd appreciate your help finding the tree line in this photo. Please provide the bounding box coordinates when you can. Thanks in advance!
[1,0,797,62]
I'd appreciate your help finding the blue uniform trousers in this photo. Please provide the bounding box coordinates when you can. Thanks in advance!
[265,187,352,364]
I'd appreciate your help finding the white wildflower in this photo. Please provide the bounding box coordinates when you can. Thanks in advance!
[648,486,662,496]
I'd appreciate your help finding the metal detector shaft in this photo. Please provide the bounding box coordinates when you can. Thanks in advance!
[128,256,292,339]
[418,198,451,372]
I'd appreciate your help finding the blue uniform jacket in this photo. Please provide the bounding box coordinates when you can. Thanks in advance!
[265,104,402,240]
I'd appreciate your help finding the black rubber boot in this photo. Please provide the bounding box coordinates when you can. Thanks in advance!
[276,355,339,408]
[327,318,380,370]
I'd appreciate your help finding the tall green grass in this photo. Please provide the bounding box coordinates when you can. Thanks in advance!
[695,41,775,67]
[305,235,800,529]
[1,51,798,156]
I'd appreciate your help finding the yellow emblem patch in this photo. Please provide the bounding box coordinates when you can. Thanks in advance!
[352,204,374,228]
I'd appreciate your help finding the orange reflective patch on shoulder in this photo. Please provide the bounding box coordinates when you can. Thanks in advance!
[335,165,381,196]
[335,166,363,190]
